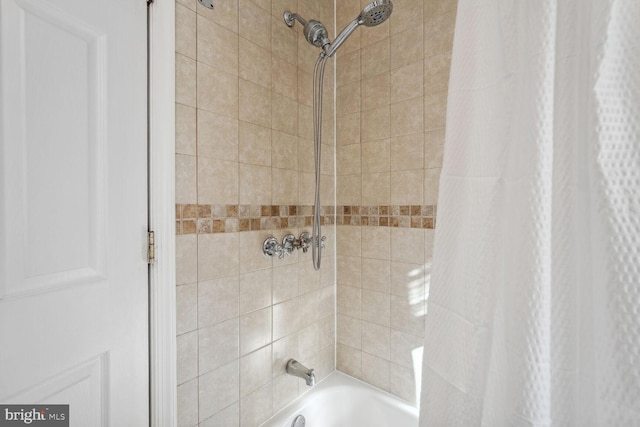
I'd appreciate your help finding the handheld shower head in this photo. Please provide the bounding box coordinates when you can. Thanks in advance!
[325,0,393,57]
[359,0,394,26]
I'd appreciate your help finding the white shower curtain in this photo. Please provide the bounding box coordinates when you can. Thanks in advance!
[419,1,640,426]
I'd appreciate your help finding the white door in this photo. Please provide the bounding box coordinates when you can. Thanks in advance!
[0,0,148,425]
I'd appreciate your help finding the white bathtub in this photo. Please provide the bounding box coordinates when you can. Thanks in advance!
[261,371,418,427]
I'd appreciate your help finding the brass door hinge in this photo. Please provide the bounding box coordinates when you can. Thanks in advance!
[148,231,156,264]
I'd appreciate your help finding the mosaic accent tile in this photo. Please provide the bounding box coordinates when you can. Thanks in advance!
[176,204,437,234]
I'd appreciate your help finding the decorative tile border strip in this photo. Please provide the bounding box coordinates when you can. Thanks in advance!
[176,204,436,235]
[336,205,436,229]
[176,204,335,235]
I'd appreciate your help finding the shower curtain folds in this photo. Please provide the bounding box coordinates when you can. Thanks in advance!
[420,1,640,426]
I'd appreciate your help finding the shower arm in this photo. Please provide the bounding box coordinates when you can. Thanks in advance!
[283,11,308,28]
[325,18,360,58]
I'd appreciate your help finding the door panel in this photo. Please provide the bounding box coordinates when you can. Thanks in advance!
[0,0,148,424]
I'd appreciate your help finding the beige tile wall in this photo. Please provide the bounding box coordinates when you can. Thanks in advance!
[175,0,336,425]
[335,0,456,404]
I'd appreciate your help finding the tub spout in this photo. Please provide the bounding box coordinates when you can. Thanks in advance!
[286,359,316,386]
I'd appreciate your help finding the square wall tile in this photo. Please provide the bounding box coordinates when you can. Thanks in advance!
[390,329,424,368]
[425,128,445,169]
[240,80,271,128]
[272,168,299,205]
[240,345,272,397]
[176,154,197,204]
[239,37,271,89]
[391,295,425,336]
[424,91,448,131]
[389,0,423,36]
[272,263,299,304]
[361,258,390,293]
[337,50,361,87]
[199,318,239,374]
[337,255,362,287]
[391,133,424,171]
[177,283,197,335]
[176,54,197,107]
[272,56,297,98]
[390,261,425,298]
[176,3,196,59]
[361,72,390,111]
[176,235,198,285]
[389,363,418,404]
[197,63,239,118]
[337,314,362,348]
[390,26,423,70]
[177,331,198,385]
[424,51,451,94]
[198,276,240,327]
[197,0,239,33]
[391,170,424,205]
[361,38,390,79]
[337,174,362,206]
[361,172,390,205]
[239,163,271,205]
[336,225,362,257]
[197,158,239,205]
[198,110,239,161]
[298,322,320,360]
[199,361,239,421]
[239,121,271,166]
[272,93,298,135]
[337,144,362,176]
[360,14,389,47]
[271,16,297,62]
[337,343,362,378]
[297,69,313,107]
[240,382,272,427]
[271,131,298,170]
[239,231,273,273]
[240,307,272,355]
[197,15,239,75]
[391,98,424,137]
[198,233,240,281]
[361,106,390,142]
[361,353,390,391]
[199,403,239,427]
[336,112,361,146]
[176,104,196,156]
[424,167,441,205]
[391,228,425,264]
[390,61,424,103]
[240,269,272,315]
[361,226,391,260]
[177,378,199,427]
[273,298,300,340]
[239,0,272,51]
[361,140,390,173]
[336,81,361,116]
[337,285,361,318]
[361,290,390,326]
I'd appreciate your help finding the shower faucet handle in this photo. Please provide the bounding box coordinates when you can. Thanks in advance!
[282,234,296,257]
[298,232,312,253]
[263,237,285,259]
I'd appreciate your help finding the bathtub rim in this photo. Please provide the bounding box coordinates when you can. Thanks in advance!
[260,370,419,427]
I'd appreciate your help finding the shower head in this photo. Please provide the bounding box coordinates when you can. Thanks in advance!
[325,0,393,57]
[359,0,394,27]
